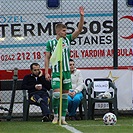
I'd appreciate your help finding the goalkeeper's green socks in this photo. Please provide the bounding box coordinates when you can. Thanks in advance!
[52,93,68,118]
[62,94,68,116]
[52,97,59,115]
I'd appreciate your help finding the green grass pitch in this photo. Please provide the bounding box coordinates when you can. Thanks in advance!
[0,116,133,133]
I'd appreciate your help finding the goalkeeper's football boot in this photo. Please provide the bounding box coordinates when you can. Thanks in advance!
[61,120,68,125]
[52,118,58,124]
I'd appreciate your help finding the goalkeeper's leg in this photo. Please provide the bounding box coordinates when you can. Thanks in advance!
[61,93,68,124]
[52,92,60,124]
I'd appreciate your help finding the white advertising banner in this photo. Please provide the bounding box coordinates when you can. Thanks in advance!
[0,0,133,70]
[80,69,133,110]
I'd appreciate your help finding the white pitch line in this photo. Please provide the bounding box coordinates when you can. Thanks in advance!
[62,125,83,133]
[73,124,133,127]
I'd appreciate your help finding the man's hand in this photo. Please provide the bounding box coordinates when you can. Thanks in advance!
[79,6,84,16]
[45,73,51,81]
[35,84,42,90]
[72,6,84,40]
[38,70,43,77]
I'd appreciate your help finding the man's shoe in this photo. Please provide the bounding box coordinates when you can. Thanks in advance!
[52,118,58,124]
[74,115,81,120]
[69,116,76,121]
[49,115,53,122]
[61,120,68,125]
[42,116,49,122]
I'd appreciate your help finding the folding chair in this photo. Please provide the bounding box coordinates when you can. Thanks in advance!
[87,78,118,120]
[23,90,52,121]
[79,88,88,120]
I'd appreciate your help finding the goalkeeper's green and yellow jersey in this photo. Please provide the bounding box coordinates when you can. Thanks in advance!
[45,34,72,73]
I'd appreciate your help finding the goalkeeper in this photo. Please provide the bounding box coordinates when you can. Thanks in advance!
[45,6,84,125]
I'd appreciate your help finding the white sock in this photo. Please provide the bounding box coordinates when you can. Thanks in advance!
[54,114,58,120]
[61,116,65,121]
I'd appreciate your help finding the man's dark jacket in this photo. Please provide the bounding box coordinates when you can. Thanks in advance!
[21,74,51,97]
